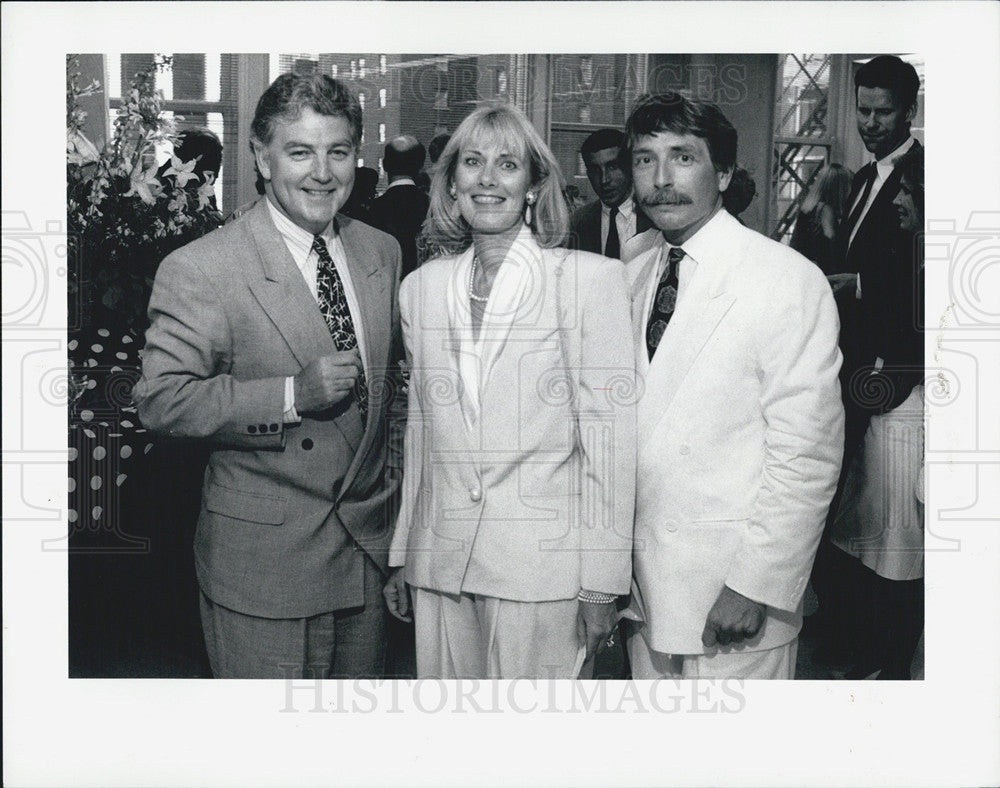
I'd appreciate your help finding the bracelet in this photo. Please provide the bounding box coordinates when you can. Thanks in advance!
[578,589,617,604]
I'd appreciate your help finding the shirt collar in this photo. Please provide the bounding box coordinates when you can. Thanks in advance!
[661,204,734,270]
[873,135,915,179]
[265,196,336,263]
[386,176,416,190]
[602,192,635,218]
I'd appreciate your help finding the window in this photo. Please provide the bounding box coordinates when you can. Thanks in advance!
[331,64,338,78]
[379,123,386,143]
[359,92,365,110]
[380,55,387,75]
[358,157,364,168]
[547,54,646,204]
[107,54,238,214]
[359,58,366,79]
[770,54,835,242]
[379,88,387,108]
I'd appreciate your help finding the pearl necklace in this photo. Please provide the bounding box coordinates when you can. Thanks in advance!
[468,255,490,303]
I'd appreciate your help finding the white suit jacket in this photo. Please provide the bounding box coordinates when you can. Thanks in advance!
[389,230,636,602]
[629,209,844,654]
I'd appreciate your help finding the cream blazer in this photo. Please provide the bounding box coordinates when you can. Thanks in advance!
[389,229,636,602]
[628,210,844,654]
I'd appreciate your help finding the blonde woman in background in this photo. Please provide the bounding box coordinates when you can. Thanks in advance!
[790,162,854,275]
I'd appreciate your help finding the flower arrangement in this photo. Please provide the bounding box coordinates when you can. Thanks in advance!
[67,54,224,331]
[67,54,223,415]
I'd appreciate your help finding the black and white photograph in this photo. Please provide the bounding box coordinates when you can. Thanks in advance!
[3,2,999,786]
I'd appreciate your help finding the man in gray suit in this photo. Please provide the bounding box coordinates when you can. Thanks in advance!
[567,128,653,262]
[134,73,403,679]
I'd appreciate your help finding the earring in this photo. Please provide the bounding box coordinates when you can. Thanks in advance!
[525,192,536,225]
[449,184,457,200]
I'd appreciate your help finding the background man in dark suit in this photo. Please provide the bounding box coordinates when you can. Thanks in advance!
[567,128,653,263]
[369,134,430,279]
[134,73,403,679]
[811,55,924,662]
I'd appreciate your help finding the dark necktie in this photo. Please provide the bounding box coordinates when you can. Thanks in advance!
[646,246,685,360]
[843,163,877,245]
[312,234,368,421]
[604,205,621,259]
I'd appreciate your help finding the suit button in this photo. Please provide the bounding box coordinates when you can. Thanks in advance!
[302,438,314,450]
[269,423,279,432]
[258,424,269,433]
[470,487,482,502]
[664,519,678,533]
[247,425,257,434]
[679,444,690,455]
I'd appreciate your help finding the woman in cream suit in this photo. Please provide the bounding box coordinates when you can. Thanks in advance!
[383,104,636,679]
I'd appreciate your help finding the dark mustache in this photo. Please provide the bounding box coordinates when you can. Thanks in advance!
[641,190,692,206]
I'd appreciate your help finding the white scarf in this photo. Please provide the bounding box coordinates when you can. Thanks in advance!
[446,225,545,431]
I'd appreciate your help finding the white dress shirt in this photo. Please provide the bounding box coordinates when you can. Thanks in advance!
[850,135,916,302]
[848,135,916,249]
[638,223,704,342]
[265,198,368,421]
[601,193,637,254]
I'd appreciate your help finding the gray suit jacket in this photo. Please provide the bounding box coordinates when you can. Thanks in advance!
[134,200,403,618]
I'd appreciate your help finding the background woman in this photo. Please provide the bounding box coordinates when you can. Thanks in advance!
[790,162,854,274]
[383,103,636,679]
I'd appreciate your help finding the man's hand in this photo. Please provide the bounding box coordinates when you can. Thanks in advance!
[701,585,766,648]
[577,599,618,661]
[383,567,412,623]
[293,349,361,413]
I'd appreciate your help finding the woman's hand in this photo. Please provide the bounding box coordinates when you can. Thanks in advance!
[577,599,618,661]
[383,567,412,623]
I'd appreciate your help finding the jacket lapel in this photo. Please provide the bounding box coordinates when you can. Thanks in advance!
[583,201,602,253]
[245,200,335,368]
[638,283,735,446]
[633,215,740,446]
[336,215,391,493]
[338,215,387,387]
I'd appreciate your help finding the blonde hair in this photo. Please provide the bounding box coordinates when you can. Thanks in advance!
[801,163,854,220]
[424,103,569,255]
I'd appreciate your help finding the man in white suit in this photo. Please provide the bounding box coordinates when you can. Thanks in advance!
[624,92,844,679]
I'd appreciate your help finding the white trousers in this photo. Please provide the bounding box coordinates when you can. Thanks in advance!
[629,629,797,679]
[413,588,585,679]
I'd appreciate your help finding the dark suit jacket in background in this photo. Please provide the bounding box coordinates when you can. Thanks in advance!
[369,183,430,279]
[836,141,924,459]
[566,198,653,257]
[134,200,403,619]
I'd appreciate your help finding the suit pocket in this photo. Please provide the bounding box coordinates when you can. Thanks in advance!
[203,482,286,525]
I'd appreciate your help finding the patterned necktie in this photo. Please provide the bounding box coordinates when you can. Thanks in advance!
[312,234,367,421]
[605,205,621,259]
[646,245,685,360]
